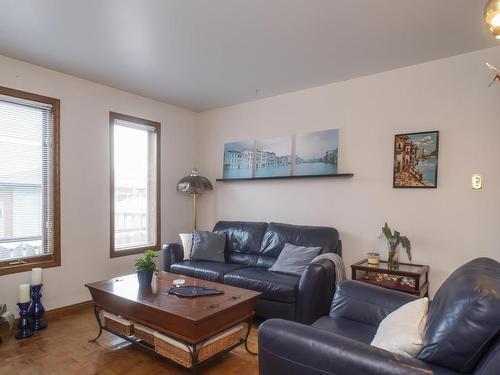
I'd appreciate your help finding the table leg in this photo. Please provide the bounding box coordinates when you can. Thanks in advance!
[88,305,103,343]
[244,318,258,355]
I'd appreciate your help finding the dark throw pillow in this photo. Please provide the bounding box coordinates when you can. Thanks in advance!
[190,230,226,262]
[268,242,322,276]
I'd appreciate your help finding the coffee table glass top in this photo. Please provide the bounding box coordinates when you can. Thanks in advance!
[352,260,428,274]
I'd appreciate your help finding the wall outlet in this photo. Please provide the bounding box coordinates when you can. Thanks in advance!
[472,174,483,190]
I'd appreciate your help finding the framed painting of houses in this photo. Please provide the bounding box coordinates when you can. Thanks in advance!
[393,131,439,188]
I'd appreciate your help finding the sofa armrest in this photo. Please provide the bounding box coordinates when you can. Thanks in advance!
[331,280,418,326]
[296,259,336,324]
[258,319,432,375]
[162,243,184,272]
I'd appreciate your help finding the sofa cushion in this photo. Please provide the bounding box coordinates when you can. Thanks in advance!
[312,316,377,344]
[257,222,340,268]
[331,280,417,327]
[269,243,321,276]
[170,261,246,283]
[224,267,300,303]
[418,257,500,373]
[213,221,268,266]
[371,297,429,357]
[191,230,225,262]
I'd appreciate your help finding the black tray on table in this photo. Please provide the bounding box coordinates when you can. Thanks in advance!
[167,285,224,298]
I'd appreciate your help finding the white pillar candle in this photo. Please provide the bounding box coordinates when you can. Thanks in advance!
[19,284,30,303]
[31,267,43,285]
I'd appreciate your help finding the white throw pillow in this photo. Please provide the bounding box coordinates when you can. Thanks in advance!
[371,297,429,357]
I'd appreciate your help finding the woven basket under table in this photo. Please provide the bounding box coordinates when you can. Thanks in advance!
[134,323,155,346]
[154,324,244,368]
[103,312,134,337]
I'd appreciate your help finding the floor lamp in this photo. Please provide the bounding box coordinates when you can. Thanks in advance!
[177,168,213,258]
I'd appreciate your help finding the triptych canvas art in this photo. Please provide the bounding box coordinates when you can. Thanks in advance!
[223,129,339,179]
[222,128,439,188]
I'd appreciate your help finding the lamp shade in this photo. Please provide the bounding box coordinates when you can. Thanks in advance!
[177,168,213,194]
[484,0,500,39]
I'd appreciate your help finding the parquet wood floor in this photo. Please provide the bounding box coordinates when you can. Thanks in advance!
[0,304,259,375]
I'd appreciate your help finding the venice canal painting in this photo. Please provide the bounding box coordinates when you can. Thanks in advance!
[223,129,339,179]
[393,131,439,188]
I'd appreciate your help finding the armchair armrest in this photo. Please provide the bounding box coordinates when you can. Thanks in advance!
[258,319,432,375]
[331,281,418,326]
[296,259,336,324]
[162,243,184,272]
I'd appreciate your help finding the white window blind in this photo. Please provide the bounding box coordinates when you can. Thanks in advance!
[0,93,54,262]
[112,118,158,251]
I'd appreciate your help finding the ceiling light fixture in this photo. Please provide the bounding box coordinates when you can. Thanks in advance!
[484,0,500,39]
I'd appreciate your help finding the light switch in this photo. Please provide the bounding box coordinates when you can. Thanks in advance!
[472,174,483,190]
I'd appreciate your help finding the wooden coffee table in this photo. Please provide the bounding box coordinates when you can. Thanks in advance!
[85,272,261,370]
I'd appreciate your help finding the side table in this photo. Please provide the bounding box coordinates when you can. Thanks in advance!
[351,259,429,297]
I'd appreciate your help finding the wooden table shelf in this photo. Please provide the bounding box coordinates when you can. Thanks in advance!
[351,259,429,297]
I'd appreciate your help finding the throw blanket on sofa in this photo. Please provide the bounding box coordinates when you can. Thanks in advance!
[312,253,347,285]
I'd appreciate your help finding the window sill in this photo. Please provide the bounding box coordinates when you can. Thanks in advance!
[110,244,160,258]
[0,255,61,276]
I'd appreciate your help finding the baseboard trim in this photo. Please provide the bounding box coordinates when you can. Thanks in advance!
[45,300,93,320]
[5,300,93,330]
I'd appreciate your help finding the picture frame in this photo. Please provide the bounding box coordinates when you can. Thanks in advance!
[393,130,439,188]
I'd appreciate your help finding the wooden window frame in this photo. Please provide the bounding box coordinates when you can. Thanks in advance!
[0,86,61,276]
[109,112,161,258]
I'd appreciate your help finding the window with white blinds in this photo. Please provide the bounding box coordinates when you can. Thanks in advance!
[110,112,160,257]
[0,87,60,274]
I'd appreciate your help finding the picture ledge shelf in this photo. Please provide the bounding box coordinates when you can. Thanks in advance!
[216,173,354,182]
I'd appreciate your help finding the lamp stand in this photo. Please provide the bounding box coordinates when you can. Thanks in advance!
[192,193,197,230]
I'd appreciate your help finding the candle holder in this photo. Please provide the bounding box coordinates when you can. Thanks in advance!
[29,284,47,330]
[15,302,33,340]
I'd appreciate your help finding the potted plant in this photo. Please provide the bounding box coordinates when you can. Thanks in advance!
[134,250,159,288]
[381,222,411,268]
[0,304,14,343]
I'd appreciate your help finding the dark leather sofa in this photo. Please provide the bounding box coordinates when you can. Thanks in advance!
[259,257,500,375]
[163,221,341,324]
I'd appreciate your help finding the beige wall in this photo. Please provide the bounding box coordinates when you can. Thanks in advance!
[0,55,197,312]
[196,47,500,296]
[1,46,499,313]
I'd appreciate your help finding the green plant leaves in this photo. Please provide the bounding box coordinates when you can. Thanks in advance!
[381,223,412,261]
[382,222,392,240]
[134,250,159,273]
[400,236,412,261]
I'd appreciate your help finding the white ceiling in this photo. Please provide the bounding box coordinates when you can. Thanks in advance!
[0,0,497,112]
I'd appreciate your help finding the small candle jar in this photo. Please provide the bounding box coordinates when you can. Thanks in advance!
[367,252,380,266]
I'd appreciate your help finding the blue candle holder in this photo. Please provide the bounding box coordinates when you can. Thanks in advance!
[29,284,47,330]
[15,302,33,340]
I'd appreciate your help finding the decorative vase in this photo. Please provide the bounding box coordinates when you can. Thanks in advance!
[136,270,153,288]
[179,233,193,260]
[387,245,400,269]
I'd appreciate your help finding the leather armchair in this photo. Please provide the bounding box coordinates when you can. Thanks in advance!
[259,258,500,375]
[259,319,433,375]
